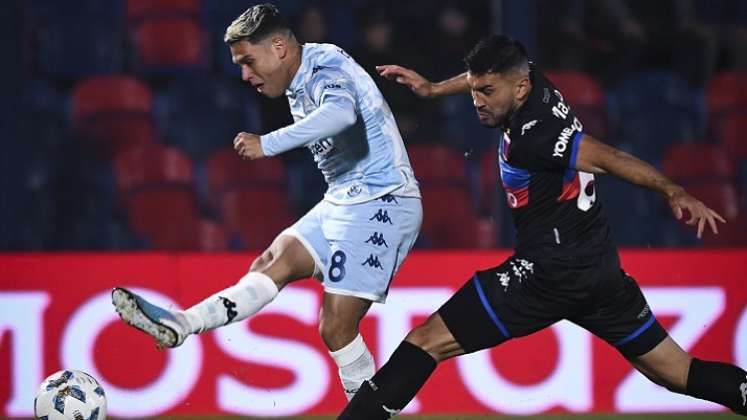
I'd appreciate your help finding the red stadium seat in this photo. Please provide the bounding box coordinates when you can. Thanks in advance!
[480,149,500,214]
[662,143,734,182]
[72,75,153,121]
[218,189,294,249]
[132,18,207,70]
[684,182,739,221]
[126,0,201,22]
[420,186,478,248]
[192,219,229,251]
[719,114,747,160]
[708,71,747,118]
[703,215,747,247]
[545,70,609,138]
[126,188,200,250]
[206,148,286,198]
[72,76,155,159]
[113,144,193,192]
[545,71,604,108]
[408,145,466,183]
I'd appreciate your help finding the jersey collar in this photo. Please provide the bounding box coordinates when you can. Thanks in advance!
[286,44,311,98]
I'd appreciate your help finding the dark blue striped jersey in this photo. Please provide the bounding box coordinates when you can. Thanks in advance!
[497,67,614,258]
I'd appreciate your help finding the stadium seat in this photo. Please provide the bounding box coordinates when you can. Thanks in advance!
[193,219,230,251]
[719,114,747,160]
[126,0,201,23]
[479,149,500,214]
[131,18,208,75]
[218,189,294,249]
[113,144,202,250]
[29,0,124,79]
[407,145,466,183]
[419,186,477,248]
[72,76,153,121]
[661,143,734,182]
[702,215,747,247]
[113,144,193,192]
[72,76,156,159]
[545,70,609,139]
[126,188,201,249]
[707,71,747,119]
[682,182,739,221]
[206,147,286,201]
[157,78,259,159]
[545,71,604,108]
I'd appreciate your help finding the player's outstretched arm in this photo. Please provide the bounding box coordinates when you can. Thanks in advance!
[376,65,469,98]
[574,134,726,238]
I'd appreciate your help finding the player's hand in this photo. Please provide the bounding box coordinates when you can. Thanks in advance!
[233,132,265,160]
[376,65,434,98]
[668,189,726,239]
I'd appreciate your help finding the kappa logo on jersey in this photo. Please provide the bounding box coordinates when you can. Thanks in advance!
[521,119,538,135]
[365,232,388,247]
[552,117,583,158]
[369,209,393,224]
[362,254,383,269]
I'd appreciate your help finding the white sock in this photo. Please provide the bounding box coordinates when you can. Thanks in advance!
[182,271,279,334]
[329,334,376,401]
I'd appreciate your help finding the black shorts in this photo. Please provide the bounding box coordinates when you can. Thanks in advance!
[438,251,667,359]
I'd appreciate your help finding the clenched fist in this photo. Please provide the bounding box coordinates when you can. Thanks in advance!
[233,132,265,160]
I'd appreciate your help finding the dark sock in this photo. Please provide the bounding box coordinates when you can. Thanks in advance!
[686,358,747,415]
[338,341,437,419]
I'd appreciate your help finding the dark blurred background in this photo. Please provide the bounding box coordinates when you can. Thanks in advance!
[1,0,745,252]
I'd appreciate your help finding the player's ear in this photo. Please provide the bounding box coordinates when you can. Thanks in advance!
[271,35,288,59]
[515,76,530,100]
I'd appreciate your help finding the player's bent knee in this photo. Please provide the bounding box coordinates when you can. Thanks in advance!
[318,315,358,350]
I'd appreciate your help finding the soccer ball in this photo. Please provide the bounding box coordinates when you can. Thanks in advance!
[35,370,107,420]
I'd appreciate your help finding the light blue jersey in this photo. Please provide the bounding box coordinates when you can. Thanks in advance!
[260,43,420,204]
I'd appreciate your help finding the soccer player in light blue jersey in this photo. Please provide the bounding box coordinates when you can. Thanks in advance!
[112,3,422,401]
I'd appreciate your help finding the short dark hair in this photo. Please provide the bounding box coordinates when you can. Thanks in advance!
[463,35,529,75]
[224,3,292,45]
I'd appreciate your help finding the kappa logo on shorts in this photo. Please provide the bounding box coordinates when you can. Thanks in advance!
[496,271,511,291]
[380,194,399,204]
[362,254,383,270]
[369,209,393,224]
[740,375,747,406]
[365,232,389,247]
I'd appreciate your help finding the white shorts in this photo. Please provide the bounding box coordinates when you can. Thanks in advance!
[282,194,422,303]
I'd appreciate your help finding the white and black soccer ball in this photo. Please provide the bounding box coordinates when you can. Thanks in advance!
[35,370,107,420]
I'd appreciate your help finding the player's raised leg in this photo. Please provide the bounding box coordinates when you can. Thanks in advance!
[630,336,747,415]
[112,233,316,348]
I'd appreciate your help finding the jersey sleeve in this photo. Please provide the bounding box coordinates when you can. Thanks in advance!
[511,107,584,172]
[306,65,357,109]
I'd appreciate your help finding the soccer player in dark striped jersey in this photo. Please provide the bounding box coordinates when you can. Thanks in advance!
[339,35,746,419]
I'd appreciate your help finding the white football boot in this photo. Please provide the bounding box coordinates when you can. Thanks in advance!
[111,287,190,348]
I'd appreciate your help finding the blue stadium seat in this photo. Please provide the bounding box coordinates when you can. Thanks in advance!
[156,77,260,159]
[28,0,124,79]
[605,71,706,162]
